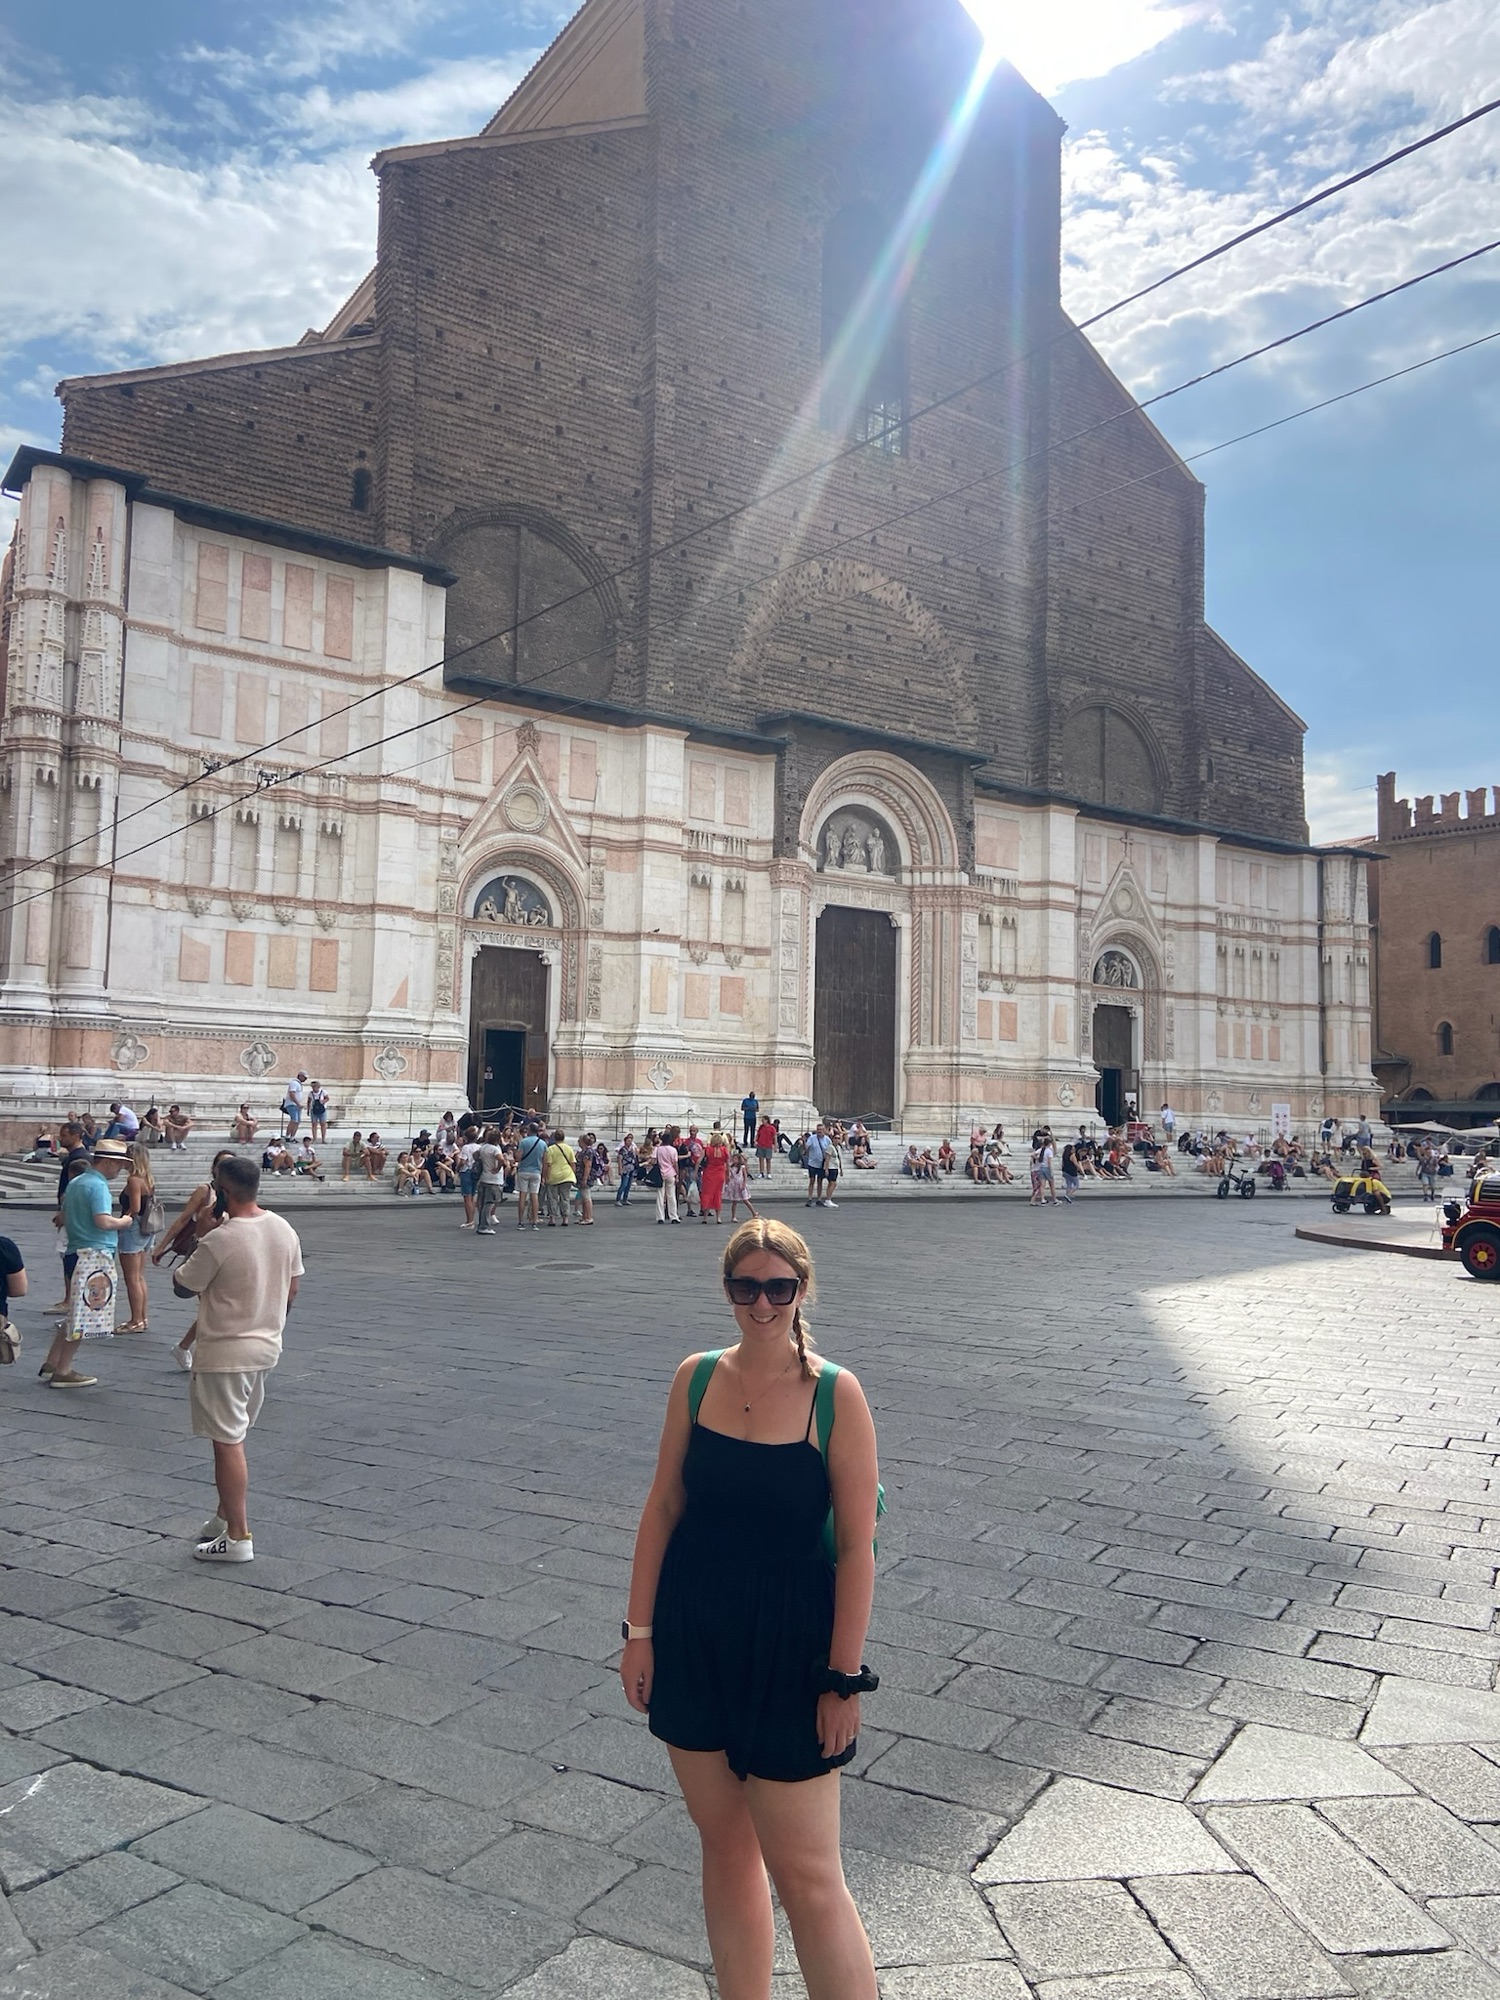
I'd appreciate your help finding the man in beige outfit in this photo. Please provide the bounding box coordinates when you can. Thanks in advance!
[173,1155,303,1563]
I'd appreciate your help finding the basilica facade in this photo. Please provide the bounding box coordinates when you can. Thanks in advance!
[0,0,1377,1141]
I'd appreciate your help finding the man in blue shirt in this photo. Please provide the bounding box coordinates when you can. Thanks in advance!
[41,1138,129,1388]
[740,1090,759,1148]
[802,1125,828,1207]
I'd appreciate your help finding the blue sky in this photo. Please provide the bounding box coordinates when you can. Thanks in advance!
[1,0,1495,840]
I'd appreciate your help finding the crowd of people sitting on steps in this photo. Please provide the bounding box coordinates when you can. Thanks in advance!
[28,1086,1483,1227]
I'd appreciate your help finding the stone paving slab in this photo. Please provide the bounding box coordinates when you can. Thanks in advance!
[2,1202,1500,1993]
[1133,1871,1352,1998]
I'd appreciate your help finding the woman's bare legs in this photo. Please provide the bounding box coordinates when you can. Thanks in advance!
[747,1771,877,2000]
[670,1748,775,2000]
[119,1249,149,1328]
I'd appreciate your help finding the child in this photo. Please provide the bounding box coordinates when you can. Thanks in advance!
[726,1148,758,1222]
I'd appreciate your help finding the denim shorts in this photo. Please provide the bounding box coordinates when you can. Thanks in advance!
[459,1167,479,1196]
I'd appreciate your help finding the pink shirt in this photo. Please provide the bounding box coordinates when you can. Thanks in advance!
[654,1144,678,1180]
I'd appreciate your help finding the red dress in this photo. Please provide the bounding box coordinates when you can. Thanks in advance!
[698,1139,730,1215]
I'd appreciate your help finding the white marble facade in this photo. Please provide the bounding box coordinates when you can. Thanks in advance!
[0,460,1379,1142]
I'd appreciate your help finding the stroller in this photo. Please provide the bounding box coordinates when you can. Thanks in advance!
[1263,1157,1288,1192]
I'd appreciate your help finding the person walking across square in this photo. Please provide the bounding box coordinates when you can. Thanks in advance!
[173,1156,302,1564]
[802,1124,829,1207]
[40,1138,131,1388]
[475,1127,505,1235]
[514,1123,548,1230]
[654,1130,682,1224]
[542,1130,577,1226]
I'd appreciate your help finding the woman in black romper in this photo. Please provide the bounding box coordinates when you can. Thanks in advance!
[622,1218,880,2000]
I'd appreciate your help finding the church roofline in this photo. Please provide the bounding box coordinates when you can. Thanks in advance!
[55,333,377,396]
[372,112,647,172]
[1,448,455,585]
[1200,625,1307,732]
[973,772,1341,856]
[1061,322,1201,488]
[756,711,988,766]
[444,671,785,753]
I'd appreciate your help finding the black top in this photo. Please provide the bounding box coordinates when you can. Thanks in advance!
[0,1236,23,1294]
[647,1369,852,1784]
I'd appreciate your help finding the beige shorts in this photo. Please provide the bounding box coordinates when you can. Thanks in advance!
[190,1368,267,1444]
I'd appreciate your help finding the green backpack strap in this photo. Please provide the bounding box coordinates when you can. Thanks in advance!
[812,1361,886,1562]
[687,1349,725,1424]
[813,1360,841,1457]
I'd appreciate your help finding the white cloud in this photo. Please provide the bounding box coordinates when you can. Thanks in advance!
[284,59,532,147]
[186,0,463,83]
[1059,0,1500,401]
[0,98,378,364]
[0,46,534,371]
[1305,754,1378,844]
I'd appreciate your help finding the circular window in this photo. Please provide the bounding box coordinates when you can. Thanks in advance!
[502,785,548,832]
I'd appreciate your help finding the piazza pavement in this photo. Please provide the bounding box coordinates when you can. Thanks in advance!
[3,1189,1500,1998]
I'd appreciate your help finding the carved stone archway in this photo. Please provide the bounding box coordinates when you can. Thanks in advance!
[1082,928,1165,1065]
[455,846,586,1021]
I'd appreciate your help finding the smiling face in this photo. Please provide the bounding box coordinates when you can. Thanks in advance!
[724,1246,806,1345]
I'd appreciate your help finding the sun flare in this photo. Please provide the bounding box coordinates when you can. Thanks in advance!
[958,0,1194,95]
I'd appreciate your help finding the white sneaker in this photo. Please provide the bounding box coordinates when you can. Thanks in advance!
[199,1513,226,1540]
[194,1533,253,1563]
[174,1347,193,1372]
[822,1199,838,1209]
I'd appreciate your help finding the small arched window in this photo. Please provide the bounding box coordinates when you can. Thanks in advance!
[821,203,909,456]
[350,467,373,514]
[1439,1021,1454,1056]
[1428,932,1443,970]
[1487,926,1500,965]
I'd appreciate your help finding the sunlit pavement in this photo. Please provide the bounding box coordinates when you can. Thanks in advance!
[3,1197,1500,1997]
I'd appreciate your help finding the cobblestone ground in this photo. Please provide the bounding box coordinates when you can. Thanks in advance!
[3,1196,1500,1998]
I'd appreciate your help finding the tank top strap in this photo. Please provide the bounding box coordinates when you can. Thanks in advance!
[803,1380,819,1442]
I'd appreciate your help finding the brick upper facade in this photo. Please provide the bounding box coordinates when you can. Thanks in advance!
[56,0,1309,852]
[1371,771,1500,1114]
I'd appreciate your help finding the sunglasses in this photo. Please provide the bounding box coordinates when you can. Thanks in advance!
[724,1275,801,1307]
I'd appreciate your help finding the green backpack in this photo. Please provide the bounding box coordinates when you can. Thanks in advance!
[687,1350,885,1564]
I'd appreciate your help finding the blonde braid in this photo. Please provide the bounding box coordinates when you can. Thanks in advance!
[793,1304,812,1378]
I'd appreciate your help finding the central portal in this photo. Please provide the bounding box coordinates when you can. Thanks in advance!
[468,947,549,1116]
[1093,1002,1136,1127]
[814,906,897,1120]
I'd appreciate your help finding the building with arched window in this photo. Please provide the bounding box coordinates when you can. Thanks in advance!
[1372,773,1500,1127]
[0,0,1376,1140]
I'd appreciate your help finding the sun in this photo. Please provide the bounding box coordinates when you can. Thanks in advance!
[958,0,1193,95]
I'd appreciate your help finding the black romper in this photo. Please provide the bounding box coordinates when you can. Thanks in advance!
[648,1367,854,1783]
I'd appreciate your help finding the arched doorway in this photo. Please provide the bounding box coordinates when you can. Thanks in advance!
[814,907,897,1119]
[1091,947,1142,1126]
[468,949,548,1116]
[811,804,902,1121]
[465,870,556,1116]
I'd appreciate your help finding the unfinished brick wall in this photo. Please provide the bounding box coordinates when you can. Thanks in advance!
[51,0,1308,852]
[60,343,383,546]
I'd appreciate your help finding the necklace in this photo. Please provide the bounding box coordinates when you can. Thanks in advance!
[736,1349,797,1413]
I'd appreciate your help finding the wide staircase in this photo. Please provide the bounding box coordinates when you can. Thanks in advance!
[2,1125,1443,1212]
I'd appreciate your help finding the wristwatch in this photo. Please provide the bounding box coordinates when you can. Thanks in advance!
[621,1621,653,1642]
[818,1663,879,1698]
